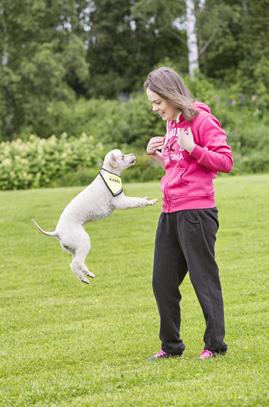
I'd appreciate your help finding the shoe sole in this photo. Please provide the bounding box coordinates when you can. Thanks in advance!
[147,353,183,362]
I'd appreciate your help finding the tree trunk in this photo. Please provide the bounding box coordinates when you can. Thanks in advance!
[185,0,199,79]
[242,0,248,16]
[0,4,9,66]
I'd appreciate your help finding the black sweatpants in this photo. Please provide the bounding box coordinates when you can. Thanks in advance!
[152,207,228,355]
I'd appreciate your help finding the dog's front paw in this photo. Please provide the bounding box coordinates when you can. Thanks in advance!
[146,198,158,206]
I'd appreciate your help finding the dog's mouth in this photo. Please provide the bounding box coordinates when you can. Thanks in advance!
[129,158,136,165]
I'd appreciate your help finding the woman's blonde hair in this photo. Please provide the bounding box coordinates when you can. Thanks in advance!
[143,67,198,121]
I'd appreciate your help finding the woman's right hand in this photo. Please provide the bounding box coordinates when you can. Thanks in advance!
[146,136,165,155]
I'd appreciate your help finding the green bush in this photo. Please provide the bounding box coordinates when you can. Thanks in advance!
[227,122,269,173]
[121,150,164,183]
[21,94,166,148]
[0,134,105,190]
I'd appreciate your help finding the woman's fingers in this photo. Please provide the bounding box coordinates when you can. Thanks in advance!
[177,127,195,152]
[149,140,164,148]
[187,126,193,136]
[147,136,165,154]
[151,141,164,148]
[150,137,164,146]
[149,144,164,153]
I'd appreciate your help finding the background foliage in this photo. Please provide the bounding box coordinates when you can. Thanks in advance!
[0,0,268,188]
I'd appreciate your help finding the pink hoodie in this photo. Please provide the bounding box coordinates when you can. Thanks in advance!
[160,101,233,213]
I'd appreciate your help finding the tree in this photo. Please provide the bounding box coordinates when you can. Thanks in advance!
[195,0,242,80]
[0,0,90,138]
[86,0,186,98]
[185,0,199,79]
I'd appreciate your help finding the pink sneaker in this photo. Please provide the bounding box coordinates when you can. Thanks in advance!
[199,349,215,360]
[147,349,182,361]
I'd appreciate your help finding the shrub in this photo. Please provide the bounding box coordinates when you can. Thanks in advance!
[0,134,105,190]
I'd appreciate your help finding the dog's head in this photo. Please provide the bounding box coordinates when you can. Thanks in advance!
[103,149,136,174]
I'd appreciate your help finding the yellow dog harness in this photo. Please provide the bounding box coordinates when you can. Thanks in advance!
[99,168,123,197]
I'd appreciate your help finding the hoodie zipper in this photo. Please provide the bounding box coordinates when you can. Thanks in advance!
[163,179,170,211]
[161,145,170,211]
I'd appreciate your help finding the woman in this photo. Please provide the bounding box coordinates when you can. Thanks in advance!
[144,67,233,360]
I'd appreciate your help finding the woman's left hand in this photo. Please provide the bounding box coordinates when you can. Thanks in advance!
[177,127,196,153]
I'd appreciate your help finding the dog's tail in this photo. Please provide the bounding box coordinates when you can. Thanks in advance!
[32,219,58,238]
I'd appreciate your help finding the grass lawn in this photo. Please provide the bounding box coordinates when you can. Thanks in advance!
[0,173,268,406]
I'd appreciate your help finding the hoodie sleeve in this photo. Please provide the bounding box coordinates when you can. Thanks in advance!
[189,115,233,173]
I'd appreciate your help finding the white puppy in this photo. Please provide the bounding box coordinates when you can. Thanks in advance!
[32,149,157,284]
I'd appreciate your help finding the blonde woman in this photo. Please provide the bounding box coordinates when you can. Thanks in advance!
[144,67,233,361]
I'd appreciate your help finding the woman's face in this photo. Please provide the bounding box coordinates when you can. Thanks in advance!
[146,88,179,121]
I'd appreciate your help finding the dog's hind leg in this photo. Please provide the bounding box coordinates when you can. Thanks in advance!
[59,241,75,255]
[71,253,95,285]
[70,229,95,284]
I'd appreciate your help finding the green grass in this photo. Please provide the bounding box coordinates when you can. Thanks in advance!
[0,174,268,406]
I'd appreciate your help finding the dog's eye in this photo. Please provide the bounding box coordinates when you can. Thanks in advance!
[121,155,124,160]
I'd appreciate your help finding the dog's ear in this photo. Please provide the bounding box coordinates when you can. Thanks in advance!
[110,152,118,168]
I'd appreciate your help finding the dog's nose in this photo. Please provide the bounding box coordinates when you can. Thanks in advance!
[129,154,136,164]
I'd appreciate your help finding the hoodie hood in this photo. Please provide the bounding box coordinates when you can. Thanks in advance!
[169,101,211,126]
[193,101,211,114]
